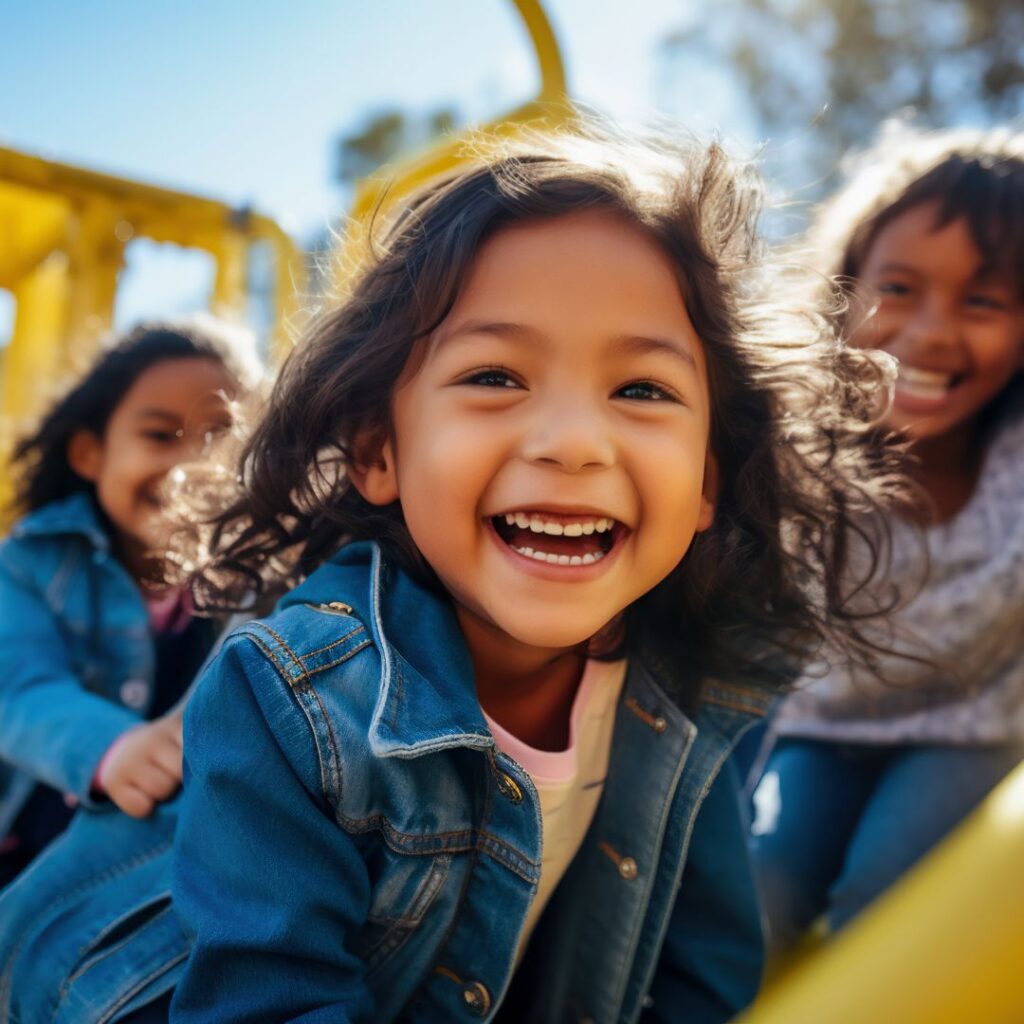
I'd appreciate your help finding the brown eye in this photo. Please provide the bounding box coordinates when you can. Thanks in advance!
[615,381,676,402]
[463,367,521,388]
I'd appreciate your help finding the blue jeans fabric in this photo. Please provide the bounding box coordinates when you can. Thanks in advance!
[750,738,1023,951]
[171,541,771,1023]
[0,542,772,1024]
[0,492,156,837]
[0,801,185,1024]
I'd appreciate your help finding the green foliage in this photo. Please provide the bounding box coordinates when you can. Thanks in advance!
[661,0,1023,177]
[334,105,461,187]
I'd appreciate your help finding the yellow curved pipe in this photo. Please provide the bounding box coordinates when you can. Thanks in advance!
[739,759,1024,1023]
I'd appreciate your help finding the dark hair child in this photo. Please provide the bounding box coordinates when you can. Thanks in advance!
[0,318,258,884]
[752,124,1024,953]
[169,125,899,1024]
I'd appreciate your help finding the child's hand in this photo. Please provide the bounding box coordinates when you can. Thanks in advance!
[97,715,184,818]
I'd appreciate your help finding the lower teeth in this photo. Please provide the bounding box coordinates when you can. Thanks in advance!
[510,546,604,566]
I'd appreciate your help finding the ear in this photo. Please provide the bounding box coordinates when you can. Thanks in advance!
[346,430,399,507]
[695,450,719,533]
[67,429,103,483]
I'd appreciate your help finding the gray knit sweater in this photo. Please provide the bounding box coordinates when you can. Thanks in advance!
[775,381,1024,746]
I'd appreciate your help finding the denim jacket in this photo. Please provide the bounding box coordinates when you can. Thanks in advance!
[172,541,771,1024]
[0,493,155,837]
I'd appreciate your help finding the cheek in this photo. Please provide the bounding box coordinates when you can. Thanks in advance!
[971,328,1024,375]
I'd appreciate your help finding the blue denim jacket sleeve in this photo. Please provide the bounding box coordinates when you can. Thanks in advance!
[171,635,377,1024]
[642,757,764,1023]
[0,544,141,802]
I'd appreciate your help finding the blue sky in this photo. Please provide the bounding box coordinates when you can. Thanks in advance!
[1,1,756,337]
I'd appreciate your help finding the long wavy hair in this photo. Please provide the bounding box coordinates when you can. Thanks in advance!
[9,317,261,518]
[810,122,1024,431]
[184,124,904,706]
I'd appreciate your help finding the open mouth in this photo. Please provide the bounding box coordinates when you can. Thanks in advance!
[490,510,626,567]
[896,365,964,402]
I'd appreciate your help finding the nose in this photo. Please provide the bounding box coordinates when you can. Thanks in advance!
[520,395,615,473]
[904,293,959,352]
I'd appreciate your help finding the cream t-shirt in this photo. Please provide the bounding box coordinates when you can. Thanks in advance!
[483,658,627,960]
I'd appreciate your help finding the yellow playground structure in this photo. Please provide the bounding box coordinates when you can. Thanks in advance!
[0,146,302,427]
[1,0,1023,1020]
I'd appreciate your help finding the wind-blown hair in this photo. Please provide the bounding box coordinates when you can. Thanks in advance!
[8,317,261,517]
[812,122,1024,296]
[189,123,903,707]
[809,120,1024,434]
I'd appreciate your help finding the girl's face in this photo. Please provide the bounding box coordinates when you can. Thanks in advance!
[69,357,235,572]
[853,201,1024,445]
[354,210,716,660]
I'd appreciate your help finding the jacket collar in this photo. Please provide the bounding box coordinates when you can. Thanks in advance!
[10,492,110,551]
[282,541,774,759]
[281,542,493,758]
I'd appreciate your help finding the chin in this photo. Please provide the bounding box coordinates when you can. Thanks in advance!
[502,618,605,651]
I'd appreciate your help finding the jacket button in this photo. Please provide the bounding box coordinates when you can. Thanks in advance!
[496,772,523,804]
[618,856,638,881]
[119,679,150,709]
[461,981,491,1016]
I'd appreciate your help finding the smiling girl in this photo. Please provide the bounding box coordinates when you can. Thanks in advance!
[751,125,1024,953]
[0,320,258,884]
[169,126,897,1024]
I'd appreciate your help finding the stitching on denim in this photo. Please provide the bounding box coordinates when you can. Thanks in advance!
[337,811,476,847]
[245,632,337,801]
[306,639,373,677]
[301,626,366,661]
[260,623,311,686]
[335,811,536,880]
[62,898,173,989]
[384,657,404,734]
[362,855,452,974]
[624,740,730,1020]
[242,631,298,689]
[703,696,767,717]
[704,681,772,706]
[93,949,189,1024]
[0,837,174,1013]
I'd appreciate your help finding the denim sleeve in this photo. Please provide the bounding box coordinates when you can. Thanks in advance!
[0,551,141,802]
[171,638,377,1024]
[641,757,765,1024]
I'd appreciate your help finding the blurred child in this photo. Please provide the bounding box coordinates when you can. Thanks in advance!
[0,319,259,884]
[750,125,1024,952]
[165,124,899,1024]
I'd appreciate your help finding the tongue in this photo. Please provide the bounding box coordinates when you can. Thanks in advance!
[504,526,604,557]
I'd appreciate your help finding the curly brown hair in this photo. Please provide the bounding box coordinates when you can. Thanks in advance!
[183,123,903,708]
[812,122,1024,297]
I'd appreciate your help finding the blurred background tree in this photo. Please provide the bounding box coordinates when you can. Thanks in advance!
[659,0,1024,202]
[334,106,460,187]
[304,105,461,293]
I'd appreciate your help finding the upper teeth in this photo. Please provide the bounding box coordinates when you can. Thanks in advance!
[899,367,955,389]
[502,513,615,535]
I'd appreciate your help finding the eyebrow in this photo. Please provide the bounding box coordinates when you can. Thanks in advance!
[876,261,1012,288]
[611,333,697,370]
[134,409,182,422]
[439,319,698,370]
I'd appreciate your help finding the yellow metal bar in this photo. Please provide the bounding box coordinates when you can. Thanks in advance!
[738,760,1024,1024]
[64,199,124,365]
[339,1,572,292]
[3,252,70,423]
[252,218,305,362]
[211,227,249,318]
[510,0,568,103]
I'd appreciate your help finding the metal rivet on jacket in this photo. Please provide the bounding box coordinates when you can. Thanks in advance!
[461,980,491,1017]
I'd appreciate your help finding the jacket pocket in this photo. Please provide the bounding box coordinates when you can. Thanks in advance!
[54,893,189,1024]
[355,850,451,974]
